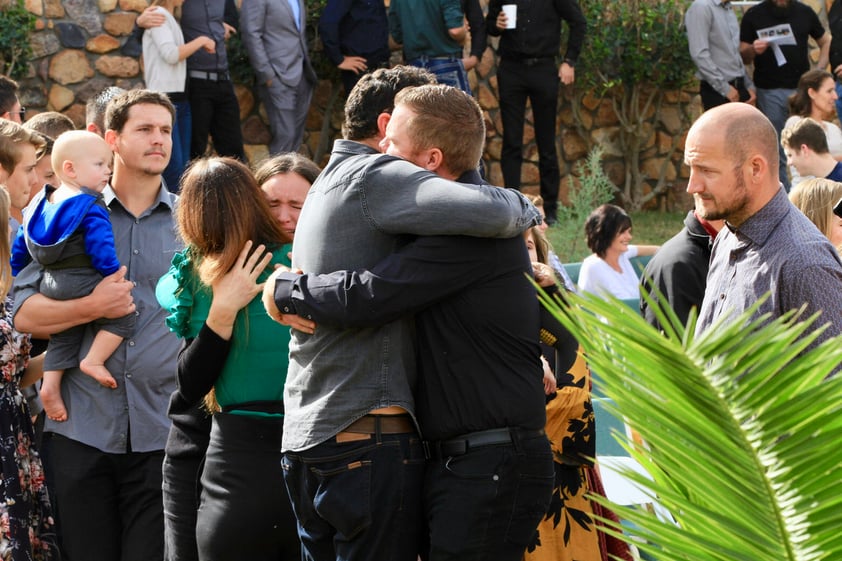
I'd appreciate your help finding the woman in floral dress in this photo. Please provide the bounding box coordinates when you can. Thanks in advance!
[0,131,55,560]
[524,225,632,561]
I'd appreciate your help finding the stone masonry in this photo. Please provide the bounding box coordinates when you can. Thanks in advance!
[13,0,831,209]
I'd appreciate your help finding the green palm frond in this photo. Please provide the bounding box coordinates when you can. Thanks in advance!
[538,289,842,561]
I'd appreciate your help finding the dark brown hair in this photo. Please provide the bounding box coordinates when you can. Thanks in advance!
[788,69,835,118]
[177,157,289,286]
[0,75,19,116]
[105,89,175,133]
[342,66,435,140]
[781,117,830,155]
[24,111,76,140]
[254,152,321,186]
[584,204,632,257]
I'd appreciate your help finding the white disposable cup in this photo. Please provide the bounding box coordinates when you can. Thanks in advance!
[502,4,517,29]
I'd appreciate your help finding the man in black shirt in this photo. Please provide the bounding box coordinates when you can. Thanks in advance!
[639,210,723,332]
[739,0,828,191]
[462,0,487,73]
[266,85,554,561]
[486,0,586,224]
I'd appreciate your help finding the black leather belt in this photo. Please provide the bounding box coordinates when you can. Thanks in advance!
[505,56,554,67]
[188,70,230,82]
[424,427,546,459]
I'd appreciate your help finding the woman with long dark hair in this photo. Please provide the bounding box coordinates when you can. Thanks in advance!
[156,157,299,560]
[786,69,842,186]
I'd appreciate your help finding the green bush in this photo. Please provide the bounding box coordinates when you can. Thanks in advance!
[551,146,615,262]
[574,0,695,210]
[0,0,36,79]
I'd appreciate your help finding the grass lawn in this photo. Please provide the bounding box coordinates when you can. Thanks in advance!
[546,210,687,263]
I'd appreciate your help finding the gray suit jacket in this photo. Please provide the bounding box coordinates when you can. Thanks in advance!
[240,0,316,87]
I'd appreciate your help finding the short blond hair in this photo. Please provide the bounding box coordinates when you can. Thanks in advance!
[0,120,45,176]
[393,84,485,176]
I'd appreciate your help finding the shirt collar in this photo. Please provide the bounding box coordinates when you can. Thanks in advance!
[103,181,176,212]
[727,188,790,246]
[457,168,484,185]
[333,139,381,156]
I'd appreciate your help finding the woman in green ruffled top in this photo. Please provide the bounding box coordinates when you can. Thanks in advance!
[156,156,301,560]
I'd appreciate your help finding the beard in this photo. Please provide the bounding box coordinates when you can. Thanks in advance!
[769,0,793,18]
[694,171,749,223]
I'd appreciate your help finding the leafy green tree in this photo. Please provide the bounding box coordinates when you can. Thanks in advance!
[541,288,842,560]
[0,0,36,79]
[574,0,695,210]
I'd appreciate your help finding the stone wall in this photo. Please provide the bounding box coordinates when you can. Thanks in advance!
[18,0,790,211]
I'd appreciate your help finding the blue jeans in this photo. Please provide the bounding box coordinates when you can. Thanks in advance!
[282,432,425,561]
[408,56,471,95]
[163,100,191,193]
[756,87,795,191]
[423,433,553,561]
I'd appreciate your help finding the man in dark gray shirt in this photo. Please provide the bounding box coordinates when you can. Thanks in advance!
[13,90,182,561]
[686,103,842,353]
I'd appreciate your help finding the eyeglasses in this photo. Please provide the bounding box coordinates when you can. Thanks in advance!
[16,107,25,122]
[833,197,842,219]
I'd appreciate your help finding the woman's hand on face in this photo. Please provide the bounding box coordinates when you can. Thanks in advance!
[212,241,273,314]
[532,262,556,287]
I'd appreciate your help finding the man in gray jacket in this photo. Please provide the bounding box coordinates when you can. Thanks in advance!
[241,0,316,154]
[685,0,756,110]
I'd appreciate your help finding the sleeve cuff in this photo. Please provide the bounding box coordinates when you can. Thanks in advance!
[273,271,302,316]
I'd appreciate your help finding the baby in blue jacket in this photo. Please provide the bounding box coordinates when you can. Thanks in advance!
[11,130,135,422]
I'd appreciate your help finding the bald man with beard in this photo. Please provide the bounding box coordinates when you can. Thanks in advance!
[686,103,842,358]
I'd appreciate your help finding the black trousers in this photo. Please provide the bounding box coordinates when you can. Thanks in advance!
[423,432,553,561]
[700,79,751,111]
[162,400,211,561]
[187,77,246,161]
[47,434,165,561]
[498,58,561,218]
[195,413,300,561]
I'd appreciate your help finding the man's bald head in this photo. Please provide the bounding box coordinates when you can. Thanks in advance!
[691,103,779,178]
[685,103,782,226]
